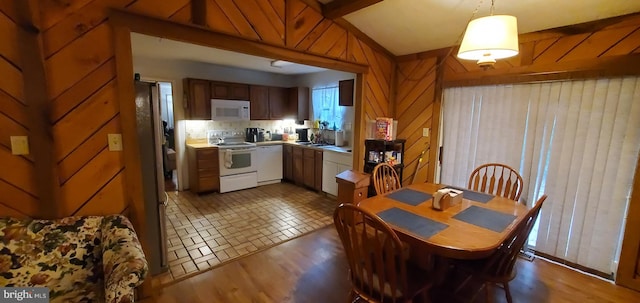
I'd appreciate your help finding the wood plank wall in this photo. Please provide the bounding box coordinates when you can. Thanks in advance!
[1,2,392,293]
[0,4,36,218]
[394,57,438,186]
[0,0,392,219]
[394,13,640,186]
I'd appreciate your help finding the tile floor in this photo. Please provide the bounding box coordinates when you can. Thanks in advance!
[157,182,337,285]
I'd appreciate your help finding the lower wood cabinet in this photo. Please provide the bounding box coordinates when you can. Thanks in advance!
[283,145,293,181]
[284,144,323,191]
[292,146,303,185]
[187,146,219,193]
[303,148,315,188]
[314,150,323,191]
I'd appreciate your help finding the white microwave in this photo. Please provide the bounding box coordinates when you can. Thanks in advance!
[211,99,250,121]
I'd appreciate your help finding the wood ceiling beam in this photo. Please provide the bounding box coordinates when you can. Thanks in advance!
[322,0,383,20]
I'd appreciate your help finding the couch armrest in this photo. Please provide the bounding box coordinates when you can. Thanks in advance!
[100,215,148,303]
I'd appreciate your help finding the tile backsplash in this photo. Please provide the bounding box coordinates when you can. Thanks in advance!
[185,120,312,143]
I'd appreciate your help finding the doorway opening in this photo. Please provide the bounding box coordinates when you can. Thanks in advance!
[158,81,177,191]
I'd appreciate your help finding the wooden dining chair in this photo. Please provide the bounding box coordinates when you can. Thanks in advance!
[333,203,433,303]
[468,163,524,201]
[372,162,401,195]
[454,195,547,303]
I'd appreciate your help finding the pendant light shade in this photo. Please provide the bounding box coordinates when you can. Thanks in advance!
[457,15,519,67]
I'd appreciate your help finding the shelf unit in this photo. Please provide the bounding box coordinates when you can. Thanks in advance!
[363,139,406,196]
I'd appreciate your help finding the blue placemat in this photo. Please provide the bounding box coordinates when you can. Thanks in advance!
[444,186,495,203]
[377,208,448,239]
[453,206,517,233]
[386,189,433,206]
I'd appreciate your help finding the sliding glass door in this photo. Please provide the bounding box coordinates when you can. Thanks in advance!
[441,76,640,277]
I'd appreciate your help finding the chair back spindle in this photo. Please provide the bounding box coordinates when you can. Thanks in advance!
[373,163,401,195]
[334,204,410,302]
[468,163,524,201]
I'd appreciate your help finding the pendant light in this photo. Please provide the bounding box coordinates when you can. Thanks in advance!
[457,0,519,69]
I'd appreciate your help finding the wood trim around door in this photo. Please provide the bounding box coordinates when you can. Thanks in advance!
[109,9,369,292]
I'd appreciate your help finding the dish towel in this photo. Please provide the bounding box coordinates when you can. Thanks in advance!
[224,149,233,168]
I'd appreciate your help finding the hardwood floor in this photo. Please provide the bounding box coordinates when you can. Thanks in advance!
[144,226,640,303]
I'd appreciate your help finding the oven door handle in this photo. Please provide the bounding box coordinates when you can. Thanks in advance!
[229,147,257,152]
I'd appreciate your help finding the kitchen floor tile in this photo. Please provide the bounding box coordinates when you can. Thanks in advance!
[160,182,335,285]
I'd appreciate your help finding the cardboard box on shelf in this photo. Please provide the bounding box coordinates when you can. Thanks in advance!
[375,117,394,140]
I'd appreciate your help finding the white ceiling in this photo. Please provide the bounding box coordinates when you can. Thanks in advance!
[130,33,328,75]
[343,0,640,55]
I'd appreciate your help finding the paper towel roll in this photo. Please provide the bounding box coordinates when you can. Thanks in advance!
[335,130,345,146]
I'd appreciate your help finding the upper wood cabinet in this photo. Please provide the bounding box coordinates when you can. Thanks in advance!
[250,85,291,120]
[288,87,310,121]
[184,78,308,121]
[184,78,211,120]
[249,85,270,120]
[211,81,249,100]
[268,86,288,120]
[339,79,354,106]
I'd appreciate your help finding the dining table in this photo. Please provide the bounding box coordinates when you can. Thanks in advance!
[357,182,529,260]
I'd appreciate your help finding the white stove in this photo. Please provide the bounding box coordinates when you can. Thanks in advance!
[209,131,258,193]
[215,141,256,148]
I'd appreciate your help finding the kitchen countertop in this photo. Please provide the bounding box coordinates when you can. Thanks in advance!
[186,143,216,148]
[187,141,352,154]
[262,141,352,154]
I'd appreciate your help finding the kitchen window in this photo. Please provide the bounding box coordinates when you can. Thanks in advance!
[312,83,345,130]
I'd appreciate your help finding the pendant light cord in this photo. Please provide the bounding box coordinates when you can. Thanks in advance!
[397,0,485,82]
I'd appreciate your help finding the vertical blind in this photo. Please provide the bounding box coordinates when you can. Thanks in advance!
[441,77,640,274]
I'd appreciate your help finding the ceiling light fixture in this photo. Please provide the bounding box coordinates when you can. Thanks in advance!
[270,60,294,68]
[457,0,519,69]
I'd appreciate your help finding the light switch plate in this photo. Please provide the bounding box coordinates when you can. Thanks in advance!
[10,136,29,155]
[108,133,123,151]
[422,128,430,137]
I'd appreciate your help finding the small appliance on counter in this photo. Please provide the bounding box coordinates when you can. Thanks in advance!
[245,128,265,142]
[295,128,309,142]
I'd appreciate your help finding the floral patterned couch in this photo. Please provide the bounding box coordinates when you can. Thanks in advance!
[0,215,148,303]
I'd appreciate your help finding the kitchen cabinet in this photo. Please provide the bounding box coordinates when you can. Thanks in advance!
[257,145,283,184]
[250,85,270,120]
[187,146,219,193]
[339,79,354,106]
[314,150,323,191]
[288,87,310,121]
[283,145,293,181]
[211,81,249,100]
[184,78,211,120]
[303,148,315,188]
[250,85,290,120]
[322,150,353,196]
[292,145,303,185]
[268,86,288,119]
[286,144,322,191]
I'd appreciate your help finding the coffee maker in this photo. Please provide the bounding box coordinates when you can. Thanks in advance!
[245,128,264,142]
[295,128,309,142]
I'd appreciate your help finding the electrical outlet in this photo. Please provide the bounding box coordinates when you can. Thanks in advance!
[422,128,430,137]
[10,136,29,155]
[108,134,123,151]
